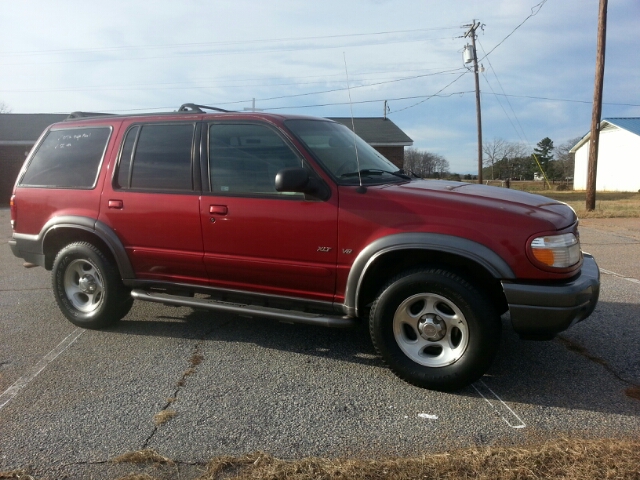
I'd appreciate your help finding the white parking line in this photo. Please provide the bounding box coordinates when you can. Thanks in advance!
[0,328,84,411]
[473,380,526,429]
[600,268,640,284]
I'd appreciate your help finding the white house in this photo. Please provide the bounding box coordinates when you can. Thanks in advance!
[572,118,640,191]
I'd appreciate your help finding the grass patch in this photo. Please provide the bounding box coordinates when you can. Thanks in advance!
[6,438,639,479]
[626,385,640,401]
[536,191,640,218]
[0,469,32,479]
[152,409,176,426]
[198,438,640,479]
[113,449,173,465]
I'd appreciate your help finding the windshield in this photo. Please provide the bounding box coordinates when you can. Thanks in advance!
[284,119,407,184]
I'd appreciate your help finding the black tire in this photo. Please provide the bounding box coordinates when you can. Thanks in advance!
[369,269,501,391]
[52,242,133,329]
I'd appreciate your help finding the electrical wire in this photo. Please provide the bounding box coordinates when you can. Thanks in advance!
[478,39,528,143]
[389,71,469,114]
[477,0,548,62]
[0,26,460,57]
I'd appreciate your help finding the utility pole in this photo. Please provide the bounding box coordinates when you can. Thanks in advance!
[463,20,483,184]
[586,0,608,211]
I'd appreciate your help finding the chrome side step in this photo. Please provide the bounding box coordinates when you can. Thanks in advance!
[131,289,357,329]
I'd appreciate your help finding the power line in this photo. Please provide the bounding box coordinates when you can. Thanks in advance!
[0,26,460,57]
[214,68,467,107]
[478,39,528,143]
[389,71,470,114]
[477,0,548,62]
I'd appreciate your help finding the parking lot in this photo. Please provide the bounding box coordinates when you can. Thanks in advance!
[1,208,638,479]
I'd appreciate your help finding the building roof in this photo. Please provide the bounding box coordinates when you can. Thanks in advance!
[328,117,413,147]
[0,114,68,145]
[570,117,640,152]
[0,113,414,148]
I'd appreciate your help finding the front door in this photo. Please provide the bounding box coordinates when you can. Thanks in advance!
[200,122,338,302]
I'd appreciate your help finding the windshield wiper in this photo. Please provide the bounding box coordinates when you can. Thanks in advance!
[340,169,410,180]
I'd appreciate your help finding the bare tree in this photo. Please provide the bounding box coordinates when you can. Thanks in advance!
[555,137,582,180]
[0,101,11,113]
[403,148,449,178]
[483,138,507,180]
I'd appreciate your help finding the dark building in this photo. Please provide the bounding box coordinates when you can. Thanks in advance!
[328,117,413,169]
[0,114,67,204]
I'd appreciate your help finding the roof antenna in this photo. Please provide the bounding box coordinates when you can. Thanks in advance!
[343,52,366,193]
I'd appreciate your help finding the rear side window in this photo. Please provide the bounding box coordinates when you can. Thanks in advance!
[116,123,195,191]
[19,127,111,188]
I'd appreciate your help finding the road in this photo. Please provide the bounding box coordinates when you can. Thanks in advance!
[0,209,638,479]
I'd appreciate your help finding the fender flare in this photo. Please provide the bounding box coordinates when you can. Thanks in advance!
[343,233,515,317]
[36,215,135,279]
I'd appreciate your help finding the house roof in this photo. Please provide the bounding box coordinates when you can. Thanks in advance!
[328,117,413,147]
[0,114,68,145]
[570,117,640,152]
[0,113,414,148]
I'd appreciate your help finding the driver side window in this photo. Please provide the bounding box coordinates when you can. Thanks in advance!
[208,123,303,196]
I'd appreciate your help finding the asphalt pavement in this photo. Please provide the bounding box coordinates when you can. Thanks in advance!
[0,208,638,479]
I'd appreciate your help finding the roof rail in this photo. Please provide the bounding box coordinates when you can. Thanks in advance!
[66,111,113,120]
[178,103,230,113]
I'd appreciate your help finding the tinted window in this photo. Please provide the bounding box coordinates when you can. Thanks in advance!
[115,126,139,189]
[128,124,194,190]
[285,119,402,184]
[20,127,111,188]
[209,123,302,195]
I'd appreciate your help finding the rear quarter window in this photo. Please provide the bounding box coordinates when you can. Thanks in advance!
[19,127,111,188]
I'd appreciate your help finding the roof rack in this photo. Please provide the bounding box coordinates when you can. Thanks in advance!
[66,111,113,120]
[178,103,230,113]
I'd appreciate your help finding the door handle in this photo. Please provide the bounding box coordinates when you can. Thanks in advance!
[108,200,123,209]
[209,205,228,215]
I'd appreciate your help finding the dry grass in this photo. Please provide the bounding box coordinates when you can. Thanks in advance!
[114,475,159,480]
[5,439,639,479]
[538,191,640,218]
[0,469,34,479]
[152,409,176,426]
[113,449,174,465]
[191,438,640,480]
[626,385,640,401]
[191,353,205,367]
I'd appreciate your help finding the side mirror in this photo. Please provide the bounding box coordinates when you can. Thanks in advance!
[275,167,330,201]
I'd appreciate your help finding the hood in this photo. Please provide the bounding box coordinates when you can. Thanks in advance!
[387,180,577,230]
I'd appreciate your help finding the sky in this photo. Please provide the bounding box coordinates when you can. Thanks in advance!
[1,0,639,174]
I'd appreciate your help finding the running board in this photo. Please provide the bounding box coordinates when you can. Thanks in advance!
[131,289,357,329]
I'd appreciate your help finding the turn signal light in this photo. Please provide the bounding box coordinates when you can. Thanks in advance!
[530,233,580,268]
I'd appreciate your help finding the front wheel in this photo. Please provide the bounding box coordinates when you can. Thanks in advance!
[52,242,133,329]
[369,269,501,391]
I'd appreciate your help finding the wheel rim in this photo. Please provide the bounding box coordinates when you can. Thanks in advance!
[392,292,469,367]
[63,259,105,314]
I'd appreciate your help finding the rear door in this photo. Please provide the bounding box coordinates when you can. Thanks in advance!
[99,122,206,284]
[200,121,338,302]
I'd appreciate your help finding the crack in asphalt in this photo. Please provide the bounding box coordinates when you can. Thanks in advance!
[142,323,224,449]
[556,335,639,398]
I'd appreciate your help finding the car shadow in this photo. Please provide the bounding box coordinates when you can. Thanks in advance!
[111,300,640,416]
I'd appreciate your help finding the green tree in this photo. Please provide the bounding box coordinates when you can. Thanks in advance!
[532,137,554,174]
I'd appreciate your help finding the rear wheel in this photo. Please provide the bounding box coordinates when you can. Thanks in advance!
[369,269,501,391]
[52,242,133,329]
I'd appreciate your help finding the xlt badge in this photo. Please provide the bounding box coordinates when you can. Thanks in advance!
[317,247,332,252]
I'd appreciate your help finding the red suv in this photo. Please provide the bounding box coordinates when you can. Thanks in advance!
[9,104,600,390]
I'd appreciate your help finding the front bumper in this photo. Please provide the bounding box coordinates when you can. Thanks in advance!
[502,254,600,338]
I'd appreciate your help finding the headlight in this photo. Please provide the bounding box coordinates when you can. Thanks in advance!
[530,233,581,268]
